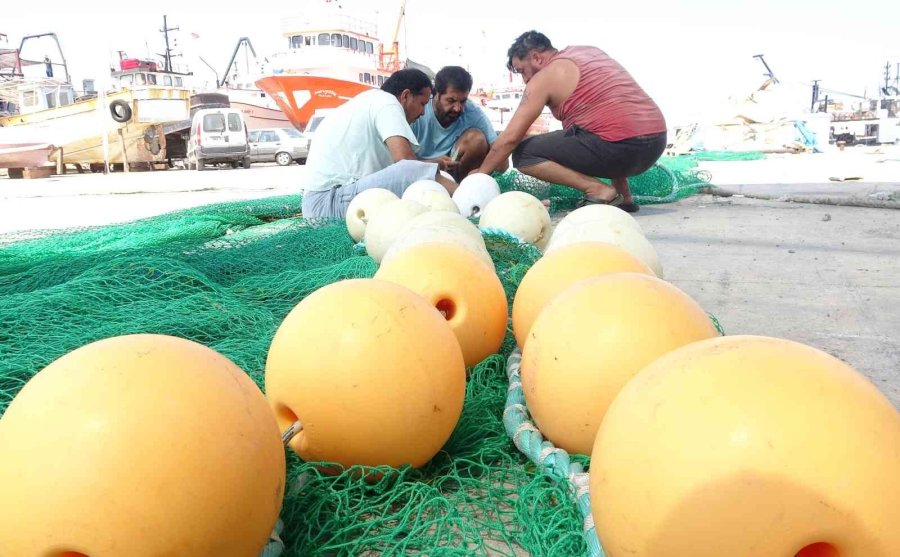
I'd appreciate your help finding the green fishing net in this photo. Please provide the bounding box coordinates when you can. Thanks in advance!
[494,154,720,212]
[0,158,710,555]
[0,196,589,556]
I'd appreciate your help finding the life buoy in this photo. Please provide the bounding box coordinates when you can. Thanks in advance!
[109,100,132,123]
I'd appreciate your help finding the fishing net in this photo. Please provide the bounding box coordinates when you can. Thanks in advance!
[0,164,715,555]
[494,154,716,212]
[0,196,587,556]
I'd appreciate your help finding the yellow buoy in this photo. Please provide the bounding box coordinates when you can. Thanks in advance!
[0,334,285,557]
[265,278,466,468]
[512,241,655,348]
[375,243,508,368]
[521,272,717,455]
[590,335,900,557]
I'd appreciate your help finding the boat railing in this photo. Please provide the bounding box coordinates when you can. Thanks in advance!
[269,47,377,70]
[281,14,378,38]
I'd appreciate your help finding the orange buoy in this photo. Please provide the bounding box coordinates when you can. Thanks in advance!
[0,334,285,557]
[521,272,717,455]
[512,241,655,348]
[375,243,508,367]
[265,279,466,468]
[590,335,900,557]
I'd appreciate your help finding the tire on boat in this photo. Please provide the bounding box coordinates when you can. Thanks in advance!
[109,100,132,123]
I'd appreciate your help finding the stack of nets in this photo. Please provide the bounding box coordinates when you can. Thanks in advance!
[0,158,709,555]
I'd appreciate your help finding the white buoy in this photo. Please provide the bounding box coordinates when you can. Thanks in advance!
[452,173,501,218]
[345,188,400,242]
[546,220,662,277]
[363,199,428,262]
[382,212,493,269]
[402,179,448,200]
[479,191,553,250]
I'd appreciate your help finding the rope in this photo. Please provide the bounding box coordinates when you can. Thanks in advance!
[281,420,304,445]
[702,185,900,210]
[503,348,605,557]
[259,420,304,557]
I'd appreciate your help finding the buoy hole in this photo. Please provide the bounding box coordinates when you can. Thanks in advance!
[276,404,300,429]
[796,542,839,557]
[51,552,90,557]
[355,209,366,221]
[436,298,456,320]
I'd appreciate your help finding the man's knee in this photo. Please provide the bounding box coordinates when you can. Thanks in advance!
[457,128,489,155]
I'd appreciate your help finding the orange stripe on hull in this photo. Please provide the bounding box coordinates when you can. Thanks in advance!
[255,76,375,130]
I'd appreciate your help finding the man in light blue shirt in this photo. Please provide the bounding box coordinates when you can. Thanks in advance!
[411,66,508,181]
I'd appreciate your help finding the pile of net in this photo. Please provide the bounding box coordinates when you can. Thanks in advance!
[494,154,717,212]
[0,158,708,555]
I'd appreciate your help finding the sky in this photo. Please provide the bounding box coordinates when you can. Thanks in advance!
[4,0,899,126]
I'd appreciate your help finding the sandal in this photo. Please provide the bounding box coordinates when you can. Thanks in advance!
[619,202,640,213]
[576,193,625,209]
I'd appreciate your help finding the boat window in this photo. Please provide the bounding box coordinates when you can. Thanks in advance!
[377,75,384,86]
[331,33,342,47]
[227,112,243,132]
[318,33,330,46]
[203,113,226,132]
[359,73,364,83]
[357,40,366,53]
[120,74,134,85]
[366,42,374,55]
[45,92,57,108]
[364,72,372,84]
[342,35,350,48]
[163,75,172,86]
[135,74,146,85]
[147,74,157,85]
[305,36,312,46]
[292,35,303,49]
[175,77,183,87]
[22,90,37,108]
[349,37,358,50]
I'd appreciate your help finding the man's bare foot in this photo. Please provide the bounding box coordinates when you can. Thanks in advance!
[583,182,618,202]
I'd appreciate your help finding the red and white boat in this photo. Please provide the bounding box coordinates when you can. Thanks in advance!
[255,1,411,130]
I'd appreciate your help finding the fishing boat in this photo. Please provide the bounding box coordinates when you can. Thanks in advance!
[0,29,191,175]
[255,0,416,130]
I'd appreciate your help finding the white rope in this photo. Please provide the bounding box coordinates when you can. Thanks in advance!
[281,420,303,445]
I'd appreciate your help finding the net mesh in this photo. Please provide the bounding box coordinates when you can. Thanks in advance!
[0,158,709,555]
[494,154,716,212]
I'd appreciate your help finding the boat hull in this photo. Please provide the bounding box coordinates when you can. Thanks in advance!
[255,75,374,130]
[0,87,189,166]
[230,100,291,130]
[0,142,55,169]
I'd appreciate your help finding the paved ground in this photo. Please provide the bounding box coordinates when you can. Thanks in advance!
[1,157,898,407]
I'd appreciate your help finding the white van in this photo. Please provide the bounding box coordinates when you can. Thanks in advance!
[187,108,250,170]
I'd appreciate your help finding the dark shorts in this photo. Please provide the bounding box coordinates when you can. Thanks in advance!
[512,127,667,178]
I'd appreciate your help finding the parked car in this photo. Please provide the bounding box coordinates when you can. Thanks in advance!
[248,127,310,166]
[187,108,250,170]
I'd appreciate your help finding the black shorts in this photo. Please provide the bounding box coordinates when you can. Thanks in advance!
[512,127,667,178]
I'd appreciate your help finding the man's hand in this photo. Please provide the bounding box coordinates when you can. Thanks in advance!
[434,155,459,173]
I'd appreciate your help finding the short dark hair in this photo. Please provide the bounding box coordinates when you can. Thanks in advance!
[507,31,554,71]
[381,68,433,97]
[434,66,473,95]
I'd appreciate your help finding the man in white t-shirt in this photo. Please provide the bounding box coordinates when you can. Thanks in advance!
[301,69,456,218]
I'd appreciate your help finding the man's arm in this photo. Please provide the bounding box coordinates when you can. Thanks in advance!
[384,135,419,162]
[478,73,553,174]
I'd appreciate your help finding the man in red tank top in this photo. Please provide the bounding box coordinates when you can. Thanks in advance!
[477,31,667,212]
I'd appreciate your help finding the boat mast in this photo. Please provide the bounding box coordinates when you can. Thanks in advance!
[159,15,179,72]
